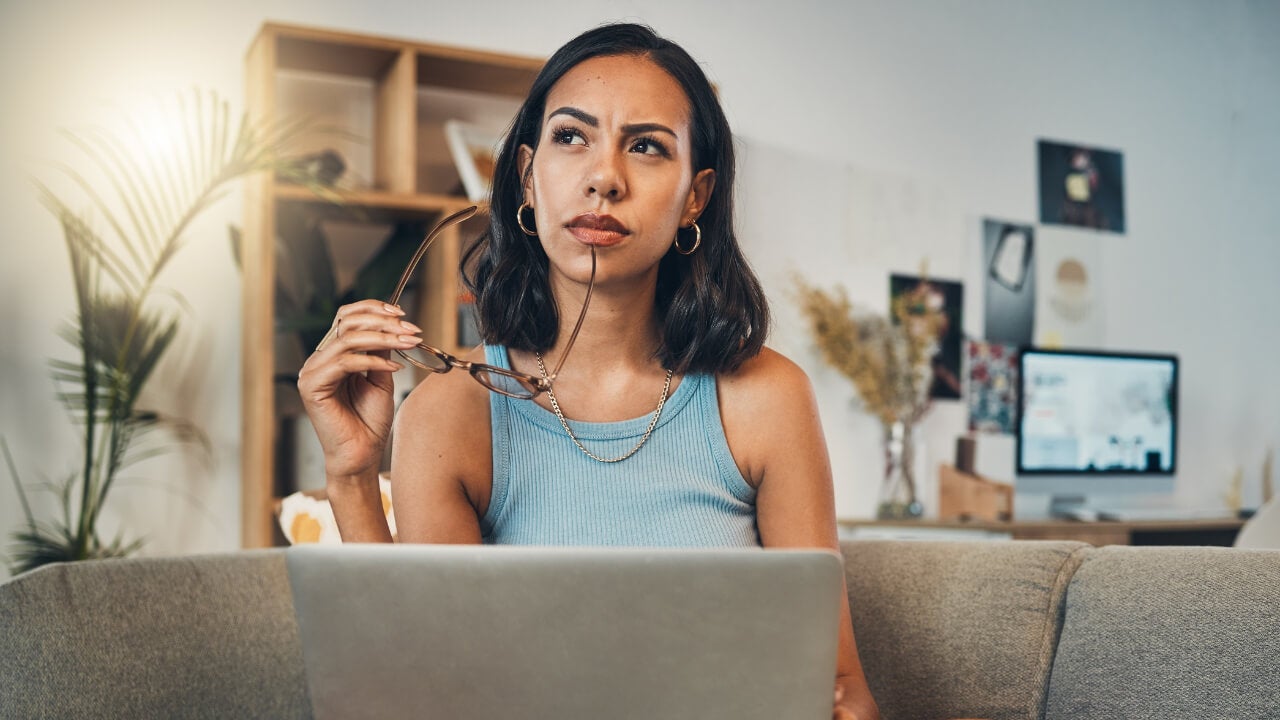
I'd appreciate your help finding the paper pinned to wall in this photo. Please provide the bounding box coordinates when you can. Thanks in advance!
[1034,227,1105,348]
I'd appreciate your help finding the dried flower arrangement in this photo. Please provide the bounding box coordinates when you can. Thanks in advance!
[794,276,946,426]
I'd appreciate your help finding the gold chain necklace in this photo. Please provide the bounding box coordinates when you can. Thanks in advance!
[534,352,674,463]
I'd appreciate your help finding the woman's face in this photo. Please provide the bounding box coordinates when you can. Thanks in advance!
[519,54,714,287]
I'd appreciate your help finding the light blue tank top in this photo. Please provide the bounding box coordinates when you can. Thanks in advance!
[481,345,759,547]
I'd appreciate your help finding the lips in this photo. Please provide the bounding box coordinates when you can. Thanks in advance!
[565,213,630,246]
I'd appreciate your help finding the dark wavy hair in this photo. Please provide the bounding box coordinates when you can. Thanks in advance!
[462,23,769,374]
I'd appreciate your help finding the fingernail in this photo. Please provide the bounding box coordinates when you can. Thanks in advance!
[398,335,419,344]
[400,320,422,333]
[384,303,405,315]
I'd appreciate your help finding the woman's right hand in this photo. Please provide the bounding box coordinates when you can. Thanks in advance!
[296,300,423,481]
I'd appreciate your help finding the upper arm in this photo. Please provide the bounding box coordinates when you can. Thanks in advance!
[720,349,839,550]
[389,366,492,544]
[721,350,872,690]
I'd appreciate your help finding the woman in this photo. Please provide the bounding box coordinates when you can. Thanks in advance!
[297,23,880,720]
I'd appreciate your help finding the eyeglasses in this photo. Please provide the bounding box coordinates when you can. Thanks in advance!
[387,205,595,399]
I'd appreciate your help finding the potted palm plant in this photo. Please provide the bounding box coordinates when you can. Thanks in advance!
[4,89,321,574]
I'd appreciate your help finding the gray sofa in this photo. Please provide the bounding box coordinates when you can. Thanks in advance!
[2,541,1277,719]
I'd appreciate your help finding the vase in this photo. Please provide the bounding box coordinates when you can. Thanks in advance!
[877,420,924,520]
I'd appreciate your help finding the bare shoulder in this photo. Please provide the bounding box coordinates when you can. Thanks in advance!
[717,345,816,410]
[391,347,493,523]
[717,346,822,488]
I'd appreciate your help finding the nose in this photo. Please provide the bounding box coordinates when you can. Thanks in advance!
[584,150,626,200]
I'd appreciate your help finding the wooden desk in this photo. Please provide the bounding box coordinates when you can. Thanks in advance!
[838,517,1245,547]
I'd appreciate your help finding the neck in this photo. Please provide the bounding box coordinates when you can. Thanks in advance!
[541,270,664,381]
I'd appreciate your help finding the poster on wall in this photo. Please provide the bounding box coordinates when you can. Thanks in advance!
[1034,228,1104,348]
[1038,139,1125,233]
[890,274,964,400]
[967,339,1019,434]
[982,219,1036,347]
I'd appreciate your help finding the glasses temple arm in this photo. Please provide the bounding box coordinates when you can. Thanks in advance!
[548,244,596,381]
[388,205,478,305]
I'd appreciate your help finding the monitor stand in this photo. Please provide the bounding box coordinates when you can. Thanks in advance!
[1048,494,1091,520]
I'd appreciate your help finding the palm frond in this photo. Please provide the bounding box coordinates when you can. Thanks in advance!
[36,181,141,295]
[118,410,212,470]
[61,128,157,271]
[2,438,36,529]
[13,87,330,573]
[9,527,79,575]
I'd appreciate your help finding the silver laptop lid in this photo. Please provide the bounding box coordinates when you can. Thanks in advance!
[287,544,843,720]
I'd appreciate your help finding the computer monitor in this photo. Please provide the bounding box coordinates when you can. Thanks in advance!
[1015,348,1178,516]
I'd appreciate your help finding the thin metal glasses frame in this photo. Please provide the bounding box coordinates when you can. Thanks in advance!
[386,205,595,400]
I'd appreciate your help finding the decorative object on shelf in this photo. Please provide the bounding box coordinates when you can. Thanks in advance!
[444,119,504,202]
[276,148,346,186]
[4,89,314,574]
[794,277,945,519]
[277,476,396,544]
[879,421,923,519]
[938,463,1013,522]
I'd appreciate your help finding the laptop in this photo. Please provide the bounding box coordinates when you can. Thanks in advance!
[286,544,843,720]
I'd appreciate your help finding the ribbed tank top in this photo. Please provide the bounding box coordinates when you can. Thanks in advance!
[480,344,759,547]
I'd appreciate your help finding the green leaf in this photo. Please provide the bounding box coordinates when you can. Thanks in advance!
[21,87,331,570]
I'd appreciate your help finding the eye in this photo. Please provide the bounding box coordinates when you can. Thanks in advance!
[630,137,669,157]
[551,126,586,146]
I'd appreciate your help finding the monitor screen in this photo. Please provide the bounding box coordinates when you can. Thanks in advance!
[1017,349,1177,475]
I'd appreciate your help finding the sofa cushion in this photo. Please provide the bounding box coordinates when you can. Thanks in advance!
[841,539,1088,720]
[0,550,310,719]
[1042,545,1280,719]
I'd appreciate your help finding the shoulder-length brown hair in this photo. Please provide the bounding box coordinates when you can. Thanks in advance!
[462,23,768,374]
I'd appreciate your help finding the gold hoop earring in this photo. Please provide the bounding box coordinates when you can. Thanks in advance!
[675,221,701,255]
[517,202,538,236]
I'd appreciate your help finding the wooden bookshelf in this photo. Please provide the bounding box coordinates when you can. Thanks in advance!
[240,22,541,547]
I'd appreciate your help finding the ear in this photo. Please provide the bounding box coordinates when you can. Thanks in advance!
[682,168,716,226]
[517,144,536,203]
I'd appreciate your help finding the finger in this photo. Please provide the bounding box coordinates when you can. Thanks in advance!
[307,320,422,368]
[336,313,422,338]
[325,329,423,359]
[336,300,406,320]
[299,352,404,399]
[366,348,396,392]
[318,301,410,352]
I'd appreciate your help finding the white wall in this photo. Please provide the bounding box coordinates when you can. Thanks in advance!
[2,0,1277,574]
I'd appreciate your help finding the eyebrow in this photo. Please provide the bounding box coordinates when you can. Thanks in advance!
[547,106,679,139]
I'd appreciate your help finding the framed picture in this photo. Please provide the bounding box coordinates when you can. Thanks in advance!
[967,339,1019,434]
[982,219,1036,347]
[444,120,503,202]
[1037,139,1126,233]
[890,273,965,401]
